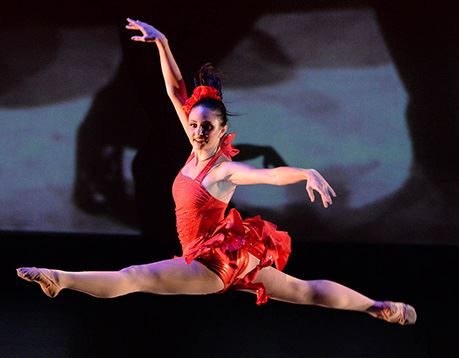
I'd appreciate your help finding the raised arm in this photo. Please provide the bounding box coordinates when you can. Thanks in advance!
[125,18,189,132]
[222,161,337,208]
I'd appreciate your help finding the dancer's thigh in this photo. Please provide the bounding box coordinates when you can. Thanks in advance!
[236,254,314,304]
[254,267,314,303]
[125,257,224,295]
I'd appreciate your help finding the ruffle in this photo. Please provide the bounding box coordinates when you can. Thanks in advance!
[220,132,240,158]
[182,208,291,305]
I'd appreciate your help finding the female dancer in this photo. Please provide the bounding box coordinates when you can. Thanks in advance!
[16,18,416,325]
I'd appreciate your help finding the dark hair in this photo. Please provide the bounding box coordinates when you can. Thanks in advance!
[192,62,229,126]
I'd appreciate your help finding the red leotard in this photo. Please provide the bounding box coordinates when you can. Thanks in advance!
[172,133,291,305]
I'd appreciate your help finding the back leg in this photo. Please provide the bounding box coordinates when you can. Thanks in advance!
[235,255,416,324]
[252,266,375,311]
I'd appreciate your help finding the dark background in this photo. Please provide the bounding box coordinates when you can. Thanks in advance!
[1,1,458,357]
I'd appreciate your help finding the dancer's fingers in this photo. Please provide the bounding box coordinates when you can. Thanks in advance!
[329,186,337,197]
[130,36,145,42]
[320,192,330,208]
[126,18,143,29]
[306,186,315,202]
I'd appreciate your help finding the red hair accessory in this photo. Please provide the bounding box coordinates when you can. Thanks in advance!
[182,85,222,116]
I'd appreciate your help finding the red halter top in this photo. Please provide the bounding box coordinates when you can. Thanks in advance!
[172,133,291,305]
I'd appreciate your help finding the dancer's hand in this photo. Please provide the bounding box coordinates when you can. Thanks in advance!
[305,169,336,208]
[125,18,164,43]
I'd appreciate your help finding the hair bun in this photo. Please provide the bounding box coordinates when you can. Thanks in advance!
[193,62,223,98]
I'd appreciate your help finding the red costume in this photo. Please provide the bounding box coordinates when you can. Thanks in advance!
[172,133,291,305]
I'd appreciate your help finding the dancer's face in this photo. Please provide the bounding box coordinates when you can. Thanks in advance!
[188,105,227,151]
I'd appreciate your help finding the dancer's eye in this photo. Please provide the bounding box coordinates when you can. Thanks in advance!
[202,124,213,132]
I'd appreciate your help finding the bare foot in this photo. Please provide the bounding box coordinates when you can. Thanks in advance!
[16,267,61,298]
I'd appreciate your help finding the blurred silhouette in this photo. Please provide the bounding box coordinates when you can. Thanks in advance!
[373,3,458,185]
[72,2,263,239]
[3,1,455,240]
[70,1,458,242]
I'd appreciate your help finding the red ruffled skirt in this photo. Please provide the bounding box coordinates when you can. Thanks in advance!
[180,208,291,305]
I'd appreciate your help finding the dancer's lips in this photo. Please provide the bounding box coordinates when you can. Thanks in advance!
[194,137,208,144]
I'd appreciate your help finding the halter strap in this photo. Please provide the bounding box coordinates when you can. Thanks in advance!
[194,148,224,183]
[183,133,239,183]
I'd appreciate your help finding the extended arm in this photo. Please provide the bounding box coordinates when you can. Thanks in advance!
[223,162,336,208]
[125,18,189,132]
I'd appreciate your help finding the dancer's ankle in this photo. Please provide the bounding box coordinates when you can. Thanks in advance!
[366,301,385,314]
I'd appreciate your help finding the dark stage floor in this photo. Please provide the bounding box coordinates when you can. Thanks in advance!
[1,232,457,357]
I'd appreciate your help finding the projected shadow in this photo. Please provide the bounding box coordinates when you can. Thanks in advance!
[1,1,457,242]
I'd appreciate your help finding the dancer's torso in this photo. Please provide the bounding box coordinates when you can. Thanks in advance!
[172,140,235,254]
[172,134,292,305]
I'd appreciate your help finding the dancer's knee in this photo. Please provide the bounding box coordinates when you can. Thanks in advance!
[308,279,331,305]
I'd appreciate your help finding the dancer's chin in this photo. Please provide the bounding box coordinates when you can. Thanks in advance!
[192,140,207,149]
